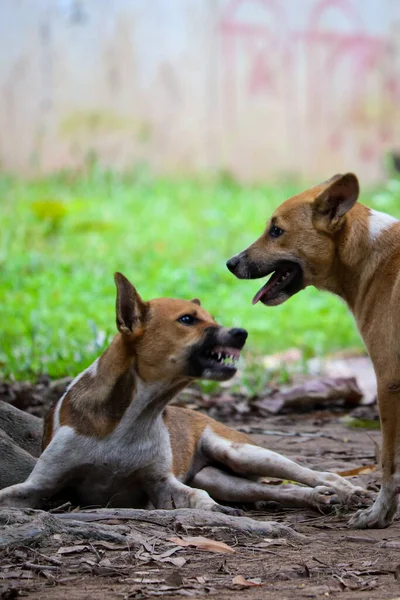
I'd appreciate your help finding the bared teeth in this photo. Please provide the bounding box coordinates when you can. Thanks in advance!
[204,346,240,367]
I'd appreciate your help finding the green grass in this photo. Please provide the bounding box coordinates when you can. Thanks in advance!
[1,164,400,381]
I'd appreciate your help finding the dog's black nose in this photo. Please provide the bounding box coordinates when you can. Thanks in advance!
[226,255,240,273]
[230,328,248,343]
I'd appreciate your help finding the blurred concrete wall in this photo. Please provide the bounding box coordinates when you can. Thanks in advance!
[1,0,399,182]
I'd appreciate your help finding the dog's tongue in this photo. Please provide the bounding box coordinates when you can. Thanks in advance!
[252,271,280,304]
[252,285,268,305]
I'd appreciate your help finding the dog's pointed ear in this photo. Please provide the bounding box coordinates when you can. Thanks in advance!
[190,298,201,306]
[114,272,146,335]
[313,173,359,231]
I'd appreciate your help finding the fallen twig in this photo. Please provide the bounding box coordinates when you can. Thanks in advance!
[23,561,60,572]
[343,535,377,544]
[238,427,340,441]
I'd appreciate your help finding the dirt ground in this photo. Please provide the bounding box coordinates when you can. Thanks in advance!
[1,408,399,600]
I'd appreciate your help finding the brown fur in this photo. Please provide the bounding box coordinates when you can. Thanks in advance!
[41,404,55,452]
[165,406,252,480]
[228,173,400,528]
[50,336,137,444]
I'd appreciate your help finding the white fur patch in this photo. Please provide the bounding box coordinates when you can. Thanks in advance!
[369,209,398,242]
[52,358,99,433]
[86,357,99,377]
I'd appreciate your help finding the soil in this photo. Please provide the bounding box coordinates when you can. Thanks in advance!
[1,358,398,600]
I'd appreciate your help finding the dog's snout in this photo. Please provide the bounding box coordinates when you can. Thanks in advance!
[226,255,240,273]
[230,328,248,344]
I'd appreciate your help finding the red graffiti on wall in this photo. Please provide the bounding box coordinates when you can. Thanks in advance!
[218,0,400,167]
[218,0,292,122]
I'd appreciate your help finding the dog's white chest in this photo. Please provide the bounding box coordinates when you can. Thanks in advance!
[62,417,172,507]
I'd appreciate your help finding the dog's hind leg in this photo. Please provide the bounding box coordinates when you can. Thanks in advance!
[192,466,340,511]
[201,430,371,507]
[0,427,78,508]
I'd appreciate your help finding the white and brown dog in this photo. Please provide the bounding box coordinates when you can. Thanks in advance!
[227,173,399,528]
[0,272,367,513]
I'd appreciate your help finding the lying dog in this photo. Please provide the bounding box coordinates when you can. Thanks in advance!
[227,172,399,528]
[0,272,367,513]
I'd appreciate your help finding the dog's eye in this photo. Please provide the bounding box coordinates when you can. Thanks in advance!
[178,314,198,326]
[269,225,284,238]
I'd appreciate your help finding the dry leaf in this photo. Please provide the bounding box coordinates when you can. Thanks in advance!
[259,477,285,485]
[156,547,182,559]
[164,570,183,587]
[135,549,187,568]
[165,557,187,568]
[254,377,363,415]
[337,464,377,477]
[168,536,235,554]
[232,575,263,587]
[94,541,128,551]
[98,558,112,568]
[57,545,91,555]
[260,538,289,546]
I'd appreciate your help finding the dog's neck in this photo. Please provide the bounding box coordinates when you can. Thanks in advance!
[60,334,190,438]
[318,203,400,315]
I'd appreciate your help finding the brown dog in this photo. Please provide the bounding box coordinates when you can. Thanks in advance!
[227,173,399,528]
[0,272,366,513]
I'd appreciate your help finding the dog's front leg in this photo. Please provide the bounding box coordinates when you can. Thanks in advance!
[147,474,242,515]
[349,385,399,529]
[0,428,77,508]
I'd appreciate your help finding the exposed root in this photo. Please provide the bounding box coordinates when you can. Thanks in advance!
[0,508,65,548]
[0,507,304,549]
[0,508,133,549]
[57,508,305,541]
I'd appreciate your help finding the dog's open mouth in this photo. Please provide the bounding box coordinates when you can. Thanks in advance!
[252,261,304,306]
[199,345,241,380]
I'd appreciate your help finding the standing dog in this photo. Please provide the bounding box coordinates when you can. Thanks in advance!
[227,173,399,528]
[0,272,366,512]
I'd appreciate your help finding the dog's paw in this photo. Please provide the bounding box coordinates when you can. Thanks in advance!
[0,493,30,508]
[348,505,395,529]
[319,473,373,507]
[211,504,244,517]
[345,486,375,508]
[350,485,399,529]
[312,486,340,510]
[0,485,38,509]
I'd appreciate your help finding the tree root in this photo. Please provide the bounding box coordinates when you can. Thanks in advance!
[0,508,134,549]
[57,508,305,540]
[0,507,304,549]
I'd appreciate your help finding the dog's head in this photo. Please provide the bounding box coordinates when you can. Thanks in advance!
[226,173,360,306]
[114,273,247,382]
